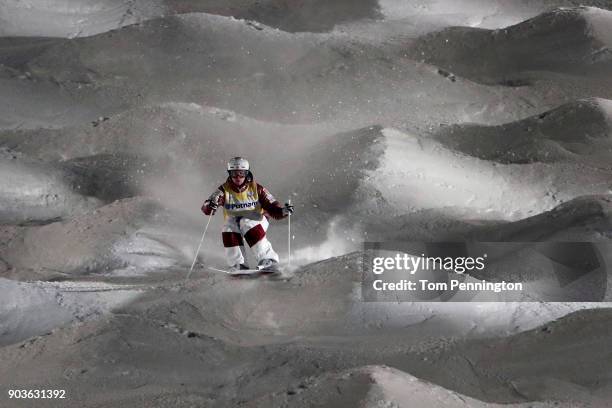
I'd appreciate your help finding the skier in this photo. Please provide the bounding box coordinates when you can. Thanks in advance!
[201,157,294,272]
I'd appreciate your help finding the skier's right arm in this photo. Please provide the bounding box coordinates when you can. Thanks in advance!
[202,188,224,216]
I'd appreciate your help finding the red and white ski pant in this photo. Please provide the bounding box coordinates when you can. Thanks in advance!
[222,216,279,267]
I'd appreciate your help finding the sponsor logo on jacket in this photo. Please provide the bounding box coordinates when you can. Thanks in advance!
[225,201,258,210]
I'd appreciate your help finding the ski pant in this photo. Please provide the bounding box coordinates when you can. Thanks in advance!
[222,216,279,267]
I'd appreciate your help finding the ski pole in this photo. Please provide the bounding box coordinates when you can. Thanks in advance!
[287,198,291,269]
[186,215,212,281]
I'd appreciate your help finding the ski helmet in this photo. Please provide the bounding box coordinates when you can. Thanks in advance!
[227,157,249,172]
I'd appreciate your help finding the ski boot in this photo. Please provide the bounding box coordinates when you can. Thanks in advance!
[257,259,279,274]
[226,263,262,278]
[228,263,250,271]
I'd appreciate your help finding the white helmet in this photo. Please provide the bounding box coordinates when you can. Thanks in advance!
[227,156,249,171]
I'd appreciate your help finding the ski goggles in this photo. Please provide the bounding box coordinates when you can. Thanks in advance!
[229,170,247,177]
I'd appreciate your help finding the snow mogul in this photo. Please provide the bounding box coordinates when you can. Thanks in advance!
[201,157,294,272]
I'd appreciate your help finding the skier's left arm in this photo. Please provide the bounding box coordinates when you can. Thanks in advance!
[257,184,293,219]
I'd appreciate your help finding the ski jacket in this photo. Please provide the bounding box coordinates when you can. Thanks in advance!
[202,178,286,220]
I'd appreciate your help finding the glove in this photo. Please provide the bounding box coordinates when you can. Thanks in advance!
[281,203,294,217]
[203,191,223,216]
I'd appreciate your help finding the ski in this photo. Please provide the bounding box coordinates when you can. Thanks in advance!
[207,266,286,278]
[208,266,261,276]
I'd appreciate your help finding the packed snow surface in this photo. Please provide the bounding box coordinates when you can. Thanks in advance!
[2,2,612,407]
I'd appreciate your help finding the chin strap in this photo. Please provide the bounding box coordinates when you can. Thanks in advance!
[226,175,252,191]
